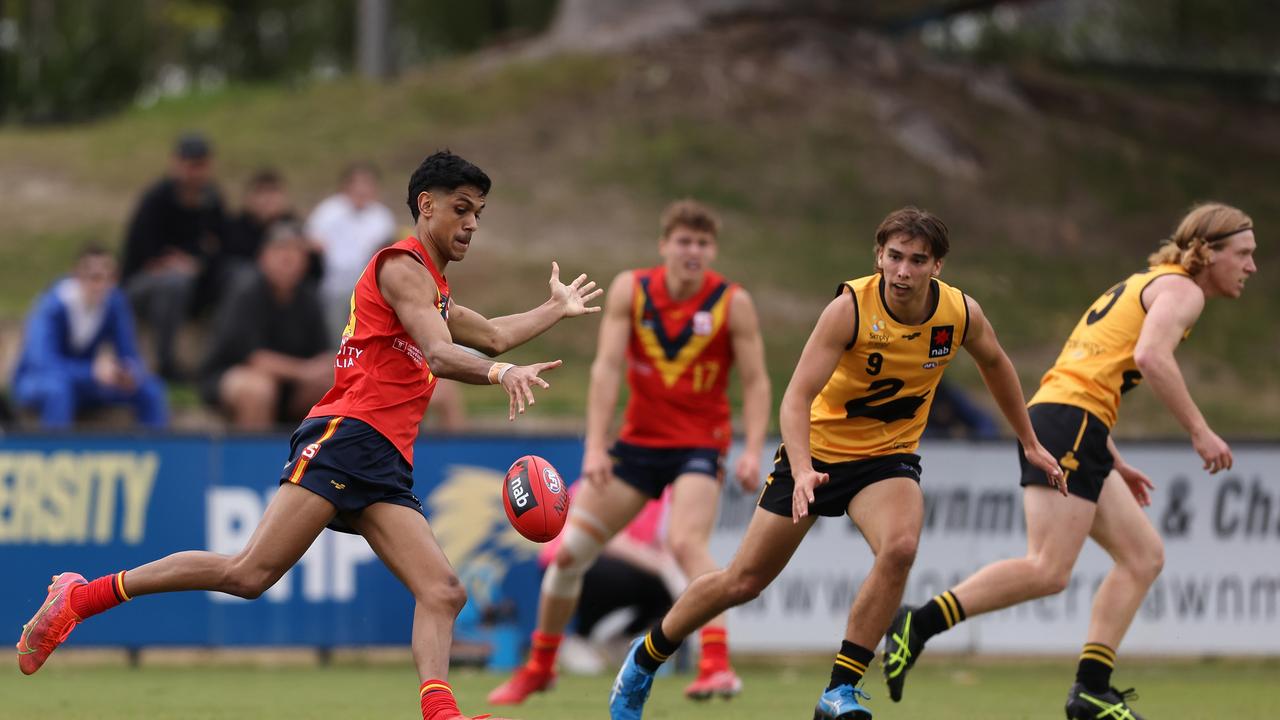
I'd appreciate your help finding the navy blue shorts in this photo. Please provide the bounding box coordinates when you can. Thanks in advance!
[609,440,724,499]
[758,445,921,518]
[279,415,421,534]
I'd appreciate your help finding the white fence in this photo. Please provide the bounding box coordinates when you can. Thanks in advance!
[713,441,1280,654]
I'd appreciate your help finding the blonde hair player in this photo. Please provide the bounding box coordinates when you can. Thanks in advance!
[882,202,1258,720]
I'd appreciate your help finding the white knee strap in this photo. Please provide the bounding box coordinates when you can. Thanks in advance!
[541,521,605,598]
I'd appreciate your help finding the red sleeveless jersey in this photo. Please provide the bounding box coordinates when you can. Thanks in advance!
[308,236,446,465]
[618,266,736,451]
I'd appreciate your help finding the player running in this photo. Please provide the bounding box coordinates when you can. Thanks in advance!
[607,206,1063,720]
[881,202,1257,720]
[15,151,602,720]
[488,199,770,706]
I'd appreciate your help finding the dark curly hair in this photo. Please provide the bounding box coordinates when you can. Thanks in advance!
[406,150,492,221]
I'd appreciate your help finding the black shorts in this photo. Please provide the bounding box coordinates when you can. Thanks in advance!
[758,445,922,518]
[576,556,673,638]
[1019,403,1114,503]
[609,440,724,499]
[279,415,422,533]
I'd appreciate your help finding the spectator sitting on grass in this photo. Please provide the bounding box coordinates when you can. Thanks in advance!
[120,132,228,380]
[11,244,168,429]
[306,161,397,338]
[199,221,332,430]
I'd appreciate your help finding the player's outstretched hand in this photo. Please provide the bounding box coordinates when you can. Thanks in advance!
[499,360,562,421]
[581,445,612,488]
[548,261,603,318]
[1025,441,1067,496]
[734,452,761,493]
[791,467,830,524]
[1115,461,1155,507]
[1192,426,1232,474]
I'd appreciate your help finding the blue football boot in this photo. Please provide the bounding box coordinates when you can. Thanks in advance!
[609,637,656,720]
[813,684,872,719]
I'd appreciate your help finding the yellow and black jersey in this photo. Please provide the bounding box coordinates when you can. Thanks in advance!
[810,274,969,463]
[1030,264,1192,428]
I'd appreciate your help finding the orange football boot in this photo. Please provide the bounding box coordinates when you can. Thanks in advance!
[17,572,87,675]
[487,664,556,705]
[684,664,744,700]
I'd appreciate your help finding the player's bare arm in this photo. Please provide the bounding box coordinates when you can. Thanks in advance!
[582,270,633,486]
[727,287,770,491]
[446,261,602,356]
[780,291,853,523]
[960,295,1065,493]
[1107,434,1155,507]
[1135,276,1231,472]
[379,252,560,420]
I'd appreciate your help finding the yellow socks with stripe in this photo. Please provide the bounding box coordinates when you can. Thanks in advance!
[828,640,874,691]
[1076,643,1116,692]
[419,679,459,720]
[634,624,680,673]
[912,590,966,643]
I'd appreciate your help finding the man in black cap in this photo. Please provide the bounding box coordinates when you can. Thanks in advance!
[121,132,228,380]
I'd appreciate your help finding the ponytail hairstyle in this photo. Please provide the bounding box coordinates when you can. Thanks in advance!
[1148,202,1253,276]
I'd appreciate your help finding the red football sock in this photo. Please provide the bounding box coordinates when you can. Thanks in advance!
[69,572,130,620]
[700,626,729,671]
[527,630,561,674]
[420,679,461,720]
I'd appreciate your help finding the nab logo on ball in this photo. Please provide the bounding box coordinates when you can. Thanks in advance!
[506,460,538,518]
[502,455,570,543]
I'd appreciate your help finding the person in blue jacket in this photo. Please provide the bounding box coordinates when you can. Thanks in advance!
[12,244,169,429]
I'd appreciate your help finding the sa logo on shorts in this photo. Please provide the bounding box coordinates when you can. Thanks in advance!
[542,466,562,495]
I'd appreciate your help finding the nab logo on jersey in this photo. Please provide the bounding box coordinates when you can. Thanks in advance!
[929,325,954,358]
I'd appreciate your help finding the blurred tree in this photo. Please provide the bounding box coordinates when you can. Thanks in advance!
[0,0,153,123]
[0,0,557,125]
[939,0,1280,73]
[1105,0,1280,70]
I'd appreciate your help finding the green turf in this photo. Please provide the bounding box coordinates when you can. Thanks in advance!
[2,657,1277,719]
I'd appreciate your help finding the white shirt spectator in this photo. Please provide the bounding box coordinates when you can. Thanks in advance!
[305,192,397,333]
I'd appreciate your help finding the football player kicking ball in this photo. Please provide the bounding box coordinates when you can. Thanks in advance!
[489,199,771,706]
[16,151,602,720]
[607,206,1063,720]
[882,203,1257,720]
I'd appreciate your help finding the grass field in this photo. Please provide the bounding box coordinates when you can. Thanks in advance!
[3,657,1278,719]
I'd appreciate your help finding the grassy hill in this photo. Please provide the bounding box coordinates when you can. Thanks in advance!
[2,17,1276,437]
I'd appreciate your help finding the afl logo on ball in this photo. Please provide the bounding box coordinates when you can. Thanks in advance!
[542,467,562,495]
[506,464,538,518]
